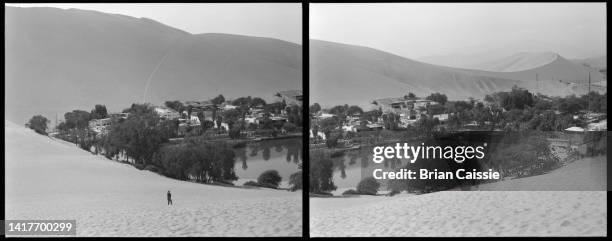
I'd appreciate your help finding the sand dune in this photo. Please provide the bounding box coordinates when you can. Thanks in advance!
[472,52,559,72]
[463,54,606,84]
[310,154,607,237]
[311,191,606,237]
[310,40,522,108]
[4,121,301,236]
[478,156,606,191]
[571,56,607,71]
[310,40,604,108]
[5,6,301,125]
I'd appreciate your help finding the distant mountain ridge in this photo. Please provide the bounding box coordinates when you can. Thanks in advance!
[462,53,606,84]
[5,6,302,125]
[310,40,605,108]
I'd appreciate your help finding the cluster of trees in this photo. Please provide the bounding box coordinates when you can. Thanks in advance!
[309,152,336,194]
[153,139,237,183]
[289,171,303,191]
[309,89,606,194]
[242,169,302,191]
[404,92,416,100]
[55,104,111,150]
[486,87,534,110]
[231,96,267,109]
[387,88,603,134]
[487,132,560,178]
[486,87,607,115]
[90,104,109,119]
[425,92,448,105]
[482,88,606,131]
[559,92,606,114]
[27,115,50,135]
[256,170,282,188]
[312,87,605,142]
[28,101,304,192]
[310,103,383,147]
[382,112,400,130]
[342,177,381,196]
[98,104,176,165]
[309,152,383,195]
[406,88,604,134]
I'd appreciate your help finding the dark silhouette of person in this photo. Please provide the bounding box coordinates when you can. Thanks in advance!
[167,190,172,205]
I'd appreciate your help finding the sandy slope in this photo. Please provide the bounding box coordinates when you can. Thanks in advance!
[310,39,521,107]
[310,40,603,108]
[5,7,301,125]
[310,155,607,237]
[311,191,606,237]
[464,54,606,84]
[478,156,606,191]
[4,121,301,237]
[473,52,559,72]
[571,56,607,71]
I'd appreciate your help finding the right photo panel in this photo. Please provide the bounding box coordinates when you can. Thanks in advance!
[309,2,607,237]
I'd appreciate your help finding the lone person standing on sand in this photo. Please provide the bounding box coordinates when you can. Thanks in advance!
[167,190,172,205]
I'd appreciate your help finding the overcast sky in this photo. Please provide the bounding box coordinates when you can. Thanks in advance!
[310,3,606,59]
[6,3,302,44]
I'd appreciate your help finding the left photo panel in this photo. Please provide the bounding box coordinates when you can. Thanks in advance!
[5,3,303,237]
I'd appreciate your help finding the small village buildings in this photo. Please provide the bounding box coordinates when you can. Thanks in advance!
[345,115,361,125]
[244,116,258,124]
[222,104,237,110]
[189,113,201,125]
[108,112,129,120]
[565,126,585,132]
[218,122,229,130]
[587,119,607,131]
[372,97,438,119]
[154,106,180,120]
[433,113,449,124]
[88,118,112,134]
[87,112,130,135]
[318,113,335,119]
[270,116,288,125]
[367,123,384,130]
[310,129,326,140]
[342,124,358,133]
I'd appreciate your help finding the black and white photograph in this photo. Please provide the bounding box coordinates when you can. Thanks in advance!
[3,1,609,239]
[309,2,606,237]
[5,3,302,237]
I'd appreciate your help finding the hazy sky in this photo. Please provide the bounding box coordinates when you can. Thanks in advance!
[310,3,606,59]
[6,3,302,44]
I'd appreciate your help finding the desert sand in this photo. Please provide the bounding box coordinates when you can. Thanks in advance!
[5,121,301,237]
[310,154,606,237]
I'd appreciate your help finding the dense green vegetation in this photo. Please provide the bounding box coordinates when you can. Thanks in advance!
[153,138,237,183]
[257,170,283,188]
[288,171,303,191]
[311,87,606,138]
[309,152,337,194]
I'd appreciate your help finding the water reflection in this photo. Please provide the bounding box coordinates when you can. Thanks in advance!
[315,131,512,189]
[233,137,302,181]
